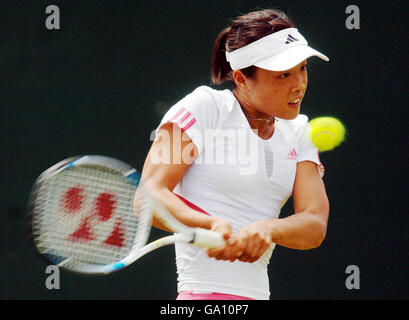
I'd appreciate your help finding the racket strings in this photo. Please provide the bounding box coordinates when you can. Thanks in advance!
[31,165,150,270]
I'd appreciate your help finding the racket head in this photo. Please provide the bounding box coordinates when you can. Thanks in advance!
[27,155,153,275]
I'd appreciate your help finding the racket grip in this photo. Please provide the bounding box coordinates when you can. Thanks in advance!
[192,228,225,248]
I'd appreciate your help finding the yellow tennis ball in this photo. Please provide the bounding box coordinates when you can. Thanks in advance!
[308,116,345,152]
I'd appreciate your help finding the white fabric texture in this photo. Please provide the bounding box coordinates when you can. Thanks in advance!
[156,86,324,299]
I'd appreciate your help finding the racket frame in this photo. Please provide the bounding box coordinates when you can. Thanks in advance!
[28,155,224,276]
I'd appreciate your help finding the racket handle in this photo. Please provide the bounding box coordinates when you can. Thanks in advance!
[192,228,225,248]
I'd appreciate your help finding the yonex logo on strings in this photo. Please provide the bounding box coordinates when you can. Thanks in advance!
[285,34,299,44]
[62,187,126,248]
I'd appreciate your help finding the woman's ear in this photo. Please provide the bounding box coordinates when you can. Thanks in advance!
[232,70,247,90]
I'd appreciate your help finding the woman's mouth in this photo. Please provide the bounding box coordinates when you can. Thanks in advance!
[288,97,302,107]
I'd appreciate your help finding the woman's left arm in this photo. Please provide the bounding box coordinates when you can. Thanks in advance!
[268,160,330,250]
[233,161,329,263]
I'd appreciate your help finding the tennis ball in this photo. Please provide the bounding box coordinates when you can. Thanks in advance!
[308,116,345,152]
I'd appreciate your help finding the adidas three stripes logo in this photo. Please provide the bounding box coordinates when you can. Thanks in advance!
[285,34,299,44]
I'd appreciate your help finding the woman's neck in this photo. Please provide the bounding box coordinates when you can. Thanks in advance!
[233,88,276,140]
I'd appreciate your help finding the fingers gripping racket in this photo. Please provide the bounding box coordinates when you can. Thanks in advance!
[27,155,224,275]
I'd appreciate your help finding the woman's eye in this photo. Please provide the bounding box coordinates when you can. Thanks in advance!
[279,73,290,79]
[301,64,308,71]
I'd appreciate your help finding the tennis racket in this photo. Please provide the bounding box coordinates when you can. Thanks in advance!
[27,155,224,275]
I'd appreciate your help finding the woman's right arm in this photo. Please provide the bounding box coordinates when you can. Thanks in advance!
[135,122,232,238]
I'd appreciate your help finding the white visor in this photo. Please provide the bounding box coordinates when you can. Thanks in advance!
[225,28,329,71]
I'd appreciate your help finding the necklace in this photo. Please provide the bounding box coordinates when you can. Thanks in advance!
[233,91,276,124]
[243,110,275,123]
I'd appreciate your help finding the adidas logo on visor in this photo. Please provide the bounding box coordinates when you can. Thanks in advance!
[285,34,299,44]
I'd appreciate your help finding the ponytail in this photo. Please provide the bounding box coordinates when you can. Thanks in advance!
[211,27,233,85]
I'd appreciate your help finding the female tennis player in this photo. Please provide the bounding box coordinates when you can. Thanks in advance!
[137,9,330,300]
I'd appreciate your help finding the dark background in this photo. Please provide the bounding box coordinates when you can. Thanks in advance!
[0,0,407,300]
